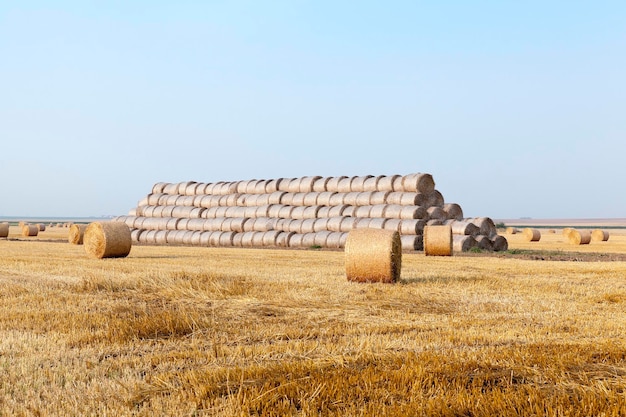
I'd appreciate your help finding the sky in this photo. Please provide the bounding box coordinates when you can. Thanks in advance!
[1,1,625,219]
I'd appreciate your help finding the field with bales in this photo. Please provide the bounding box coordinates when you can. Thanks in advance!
[1,222,626,416]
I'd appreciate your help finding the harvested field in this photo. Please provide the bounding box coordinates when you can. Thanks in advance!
[0,224,626,415]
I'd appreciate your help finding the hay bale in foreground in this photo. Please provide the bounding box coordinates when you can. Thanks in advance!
[568,229,591,245]
[591,229,610,242]
[523,228,541,242]
[84,222,132,259]
[22,224,39,237]
[68,224,88,245]
[345,229,401,283]
[0,223,8,238]
[424,225,452,256]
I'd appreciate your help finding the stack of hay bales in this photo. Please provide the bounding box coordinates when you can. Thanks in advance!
[112,173,507,252]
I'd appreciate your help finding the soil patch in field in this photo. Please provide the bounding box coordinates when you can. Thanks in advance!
[460,249,626,262]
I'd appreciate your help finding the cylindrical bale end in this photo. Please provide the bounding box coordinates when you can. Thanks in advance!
[345,229,402,283]
[84,222,132,259]
[424,225,453,256]
[591,229,610,242]
[568,229,591,245]
[523,228,541,242]
[68,224,88,245]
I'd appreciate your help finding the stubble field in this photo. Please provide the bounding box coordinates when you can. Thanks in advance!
[1,224,626,416]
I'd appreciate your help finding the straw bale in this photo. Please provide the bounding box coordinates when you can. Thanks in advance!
[236,179,255,193]
[188,231,202,245]
[369,204,387,218]
[328,193,346,206]
[377,175,400,191]
[427,219,443,226]
[342,192,360,206]
[286,178,301,193]
[355,192,373,206]
[326,217,345,232]
[203,207,219,219]
[345,229,402,283]
[232,232,244,247]
[314,231,332,247]
[316,191,336,206]
[165,230,185,244]
[302,233,317,247]
[213,207,228,218]
[303,206,321,219]
[313,177,331,192]
[163,195,179,205]
[219,231,236,246]
[68,224,88,244]
[475,235,493,251]
[224,193,240,206]
[259,231,279,246]
[177,219,191,230]
[369,191,390,205]
[317,206,333,218]
[340,217,358,232]
[424,190,445,207]
[313,218,330,232]
[562,227,575,238]
[127,208,137,216]
[291,192,307,206]
[291,206,307,220]
[154,231,168,244]
[354,206,372,218]
[491,235,508,251]
[176,195,196,207]
[383,219,402,233]
[152,182,168,193]
[130,229,143,242]
[401,206,428,220]
[242,207,258,218]
[203,183,217,195]
[326,232,344,249]
[300,219,317,234]
[468,217,497,238]
[386,192,423,206]
[265,178,283,193]
[276,231,295,247]
[506,227,518,235]
[392,176,404,191]
[342,206,356,217]
[240,231,256,247]
[337,177,354,193]
[254,180,269,194]
[354,218,373,229]
[152,206,167,217]
[281,219,301,233]
[350,175,373,192]
[424,225,452,256]
[568,229,591,245]
[523,228,541,242]
[267,204,283,218]
[255,205,273,218]
[368,218,387,230]
[182,231,196,245]
[181,182,200,196]
[163,183,179,195]
[443,203,463,220]
[146,193,163,205]
[22,225,39,237]
[298,176,322,192]
[591,229,610,242]
[84,222,132,259]
[325,176,348,192]
[453,235,477,253]
[401,235,423,251]
[236,194,255,207]
[363,175,383,192]
[303,192,319,206]
[426,207,447,221]
[399,219,426,235]
[185,219,206,231]
[447,221,480,236]
[402,173,435,193]
[224,207,246,218]
[130,217,145,229]
[38,223,46,232]
[288,233,304,248]
[278,206,294,218]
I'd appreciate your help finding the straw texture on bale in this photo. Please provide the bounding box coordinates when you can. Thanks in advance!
[424,225,452,256]
[22,224,39,237]
[568,229,591,245]
[345,229,401,283]
[84,222,132,259]
[68,224,88,245]
[591,229,610,242]
[523,228,541,242]
[475,235,493,251]
[443,203,463,220]
[448,221,480,236]
[0,223,9,238]
[491,235,509,252]
[400,235,423,251]
[506,227,518,234]
[402,173,435,194]
[453,235,477,252]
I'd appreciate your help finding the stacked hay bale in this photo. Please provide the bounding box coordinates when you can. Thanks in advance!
[113,173,507,252]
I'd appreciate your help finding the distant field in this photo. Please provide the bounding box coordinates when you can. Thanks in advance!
[1,223,626,415]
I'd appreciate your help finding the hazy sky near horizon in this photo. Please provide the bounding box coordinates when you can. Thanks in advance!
[1,1,625,219]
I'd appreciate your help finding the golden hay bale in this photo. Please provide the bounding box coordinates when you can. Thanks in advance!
[424,225,453,256]
[491,235,509,252]
[568,229,591,245]
[562,227,574,237]
[83,222,131,258]
[0,223,9,238]
[506,227,517,235]
[22,224,39,237]
[68,224,88,245]
[453,235,477,252]
[591,229,610,242]
[401,173,435,194]
[547,229,556,234]
[345,229,401,283]
[523,228,541,242]
[37,223,46,232]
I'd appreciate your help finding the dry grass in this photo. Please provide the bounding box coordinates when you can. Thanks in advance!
[1,225,626,415]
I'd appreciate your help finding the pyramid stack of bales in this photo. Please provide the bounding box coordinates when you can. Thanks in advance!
[112,173,506,252]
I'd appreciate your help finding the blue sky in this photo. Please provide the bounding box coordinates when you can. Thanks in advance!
[1,1,625,219]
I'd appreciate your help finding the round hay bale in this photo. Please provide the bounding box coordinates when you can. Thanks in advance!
[278,206,294,219]
[189,231,203,246]
[281,219,301,233]
[325,176,348,192]
[369,204,387,218]
[275,231,295,247]
[37,223,46,232]
[562,227,575,238]
[303,206,321,219]
[377,175,400,192]
[326,217,345,232]
[146,193,163,205]
[356,192,373,206]
[302,233,317,247]
[426,207,447,221]
[313,218,330,232]
[427,219,443,226]
[130,229,143,243]
[475,235,493,251]
[162,183,179,195]
[68,224,88,244]
[326,232,344,249]
[523,228,541,242]
[276,178,293,192]
[175,195,196,207]
[303,192,319,206]
[342,192,360,206]
[286,178,301,193]
[392,176,404,191]
[198,231,211,246]
[443,203,463,220]
[314,231,332,247]
[328,205,349,217]
[350,175,373,192]
[342,206,356,217]
[424,225,453,256]
[263,178,281,194]
[299,176,322,193]
[316,191,336,206]
[340,217,358,232]
[345,229,402,283]
[386,192,417,206]
[468,217,497,238]
[328,193,346,206]
[291,206,307,220]
[152,182,168,193]
[401,173,435,193]
[300,219,317,234]
[84,222,132,259]
[400,206,427,220]
[569,229,591,245]
[290,192,307,206]
[288,233,304,248]
[232,232,244,247]
[240,231,256,247]
[448,221,480,236]
[268,191,287,205]
[354,206,372,218]
[255,205,272,218]
[401,235,423,251]
[491,235,509,251]
[0,223,10,238]
[383,218,402,233]
[591,229,610,242]
[453,235,477,253]
[368,218,387,229]
[218,231,235,246]
[506,227,517,235]
[369,191,390,206]
[363,175,383,192]
[254,180,269,194]
[317,206,333,218]
[399,219,426,235]
[22,224,39,237]
[312,177,330,192]
[354,218,373,229]
[337,177,354,193]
